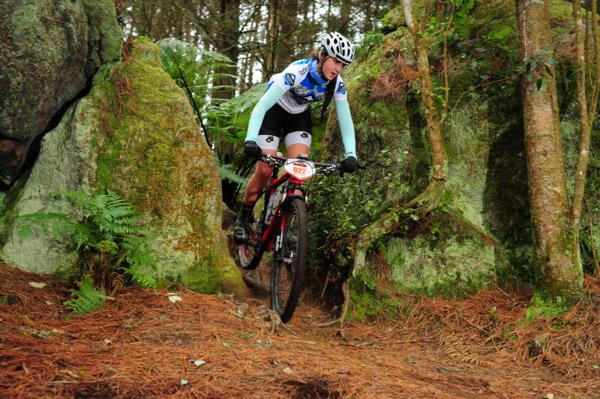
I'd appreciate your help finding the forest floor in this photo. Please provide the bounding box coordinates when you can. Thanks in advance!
[1,262,599,399]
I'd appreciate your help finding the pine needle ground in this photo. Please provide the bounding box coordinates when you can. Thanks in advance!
[1,263,599,398]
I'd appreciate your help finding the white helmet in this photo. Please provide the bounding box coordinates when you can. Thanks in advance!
[321,32,355,65]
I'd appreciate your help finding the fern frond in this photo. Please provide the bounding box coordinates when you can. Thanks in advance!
[439,335,493,367]
[218,163,248,185]
[64,276,106,313]
[72,223,94,250]
[20,189,160,292]
[126,265,158,289]
[56,190,92,208]
[121,236,158,290]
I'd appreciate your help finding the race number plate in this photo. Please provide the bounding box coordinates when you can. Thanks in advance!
[284,159,315,180]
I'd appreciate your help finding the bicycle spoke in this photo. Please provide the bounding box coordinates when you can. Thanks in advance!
[271,198,308,323]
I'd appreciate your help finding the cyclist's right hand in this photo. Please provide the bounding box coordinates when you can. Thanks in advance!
[243,140,262,159]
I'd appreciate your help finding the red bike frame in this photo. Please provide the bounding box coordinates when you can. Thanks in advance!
[238,153,339,272]
[258,168,304,252]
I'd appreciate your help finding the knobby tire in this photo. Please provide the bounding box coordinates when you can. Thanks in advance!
[270,197,308,323]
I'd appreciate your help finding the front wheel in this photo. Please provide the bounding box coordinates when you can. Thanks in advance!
[270,197,308,323]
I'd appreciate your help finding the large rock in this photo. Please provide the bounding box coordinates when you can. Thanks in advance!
[310,1,600,314]
[0,0,122,185]
[310,8,525,311]
[1,38,247,296]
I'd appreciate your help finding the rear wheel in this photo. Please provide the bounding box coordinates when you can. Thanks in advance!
[270,197,308,323]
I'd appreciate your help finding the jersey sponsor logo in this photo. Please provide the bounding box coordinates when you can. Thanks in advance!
[284,73,296,86]
[289,85,324,104]
[291,86,310,100]
[336,81,346,94]
[299,66,309,76]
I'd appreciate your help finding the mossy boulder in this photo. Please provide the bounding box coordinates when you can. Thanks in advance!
[0,0,123,185]
[311,0,600,313]
[310,4,531,309]
[1,38,247,296]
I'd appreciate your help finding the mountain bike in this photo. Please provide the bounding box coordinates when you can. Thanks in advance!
[236,153,340,323]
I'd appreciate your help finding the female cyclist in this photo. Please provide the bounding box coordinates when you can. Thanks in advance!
[234,32,358,242]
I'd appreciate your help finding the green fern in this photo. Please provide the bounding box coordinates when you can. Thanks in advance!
[63,276,107,314]
[120,236,158,289]
[217,162,248,186]
[17,190,159,310]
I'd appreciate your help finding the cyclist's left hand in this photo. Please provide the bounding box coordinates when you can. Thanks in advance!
[340,156,357,173]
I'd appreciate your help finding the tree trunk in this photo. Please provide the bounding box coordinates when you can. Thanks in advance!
[339,0,352,36]
[265,0,280,78]
[352,0,448,283]
[516,0,582,303]
[211,0,240,101]
[590,0,600,124]
[571,0,592,239]
[403,0,446,182]
[276,0,298,71]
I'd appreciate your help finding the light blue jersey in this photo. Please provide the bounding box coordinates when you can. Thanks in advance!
[245,58,356,159]
[269,58,348,114]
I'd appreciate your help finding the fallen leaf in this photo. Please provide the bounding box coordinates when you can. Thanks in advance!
[28,282,47,289]
[168,295,182,303]
[192,359,205,367]
[282,367,294,374]
[180,379,188,385]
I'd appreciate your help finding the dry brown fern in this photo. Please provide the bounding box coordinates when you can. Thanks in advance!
[438,335,494,367]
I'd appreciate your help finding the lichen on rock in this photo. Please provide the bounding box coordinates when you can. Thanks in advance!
[309,3,530,314]
[0,0,123,185]
[1,37,246,296]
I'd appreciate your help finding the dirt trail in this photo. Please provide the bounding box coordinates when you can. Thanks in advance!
[1,263,599,399]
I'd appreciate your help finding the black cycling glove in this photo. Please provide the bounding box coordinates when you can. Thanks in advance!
[340,156,357,173]
[243,140,262,159]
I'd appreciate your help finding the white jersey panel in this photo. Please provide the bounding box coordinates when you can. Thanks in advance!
[268,58,347,114]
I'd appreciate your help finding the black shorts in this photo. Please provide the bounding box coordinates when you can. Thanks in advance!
[257,104,312,151]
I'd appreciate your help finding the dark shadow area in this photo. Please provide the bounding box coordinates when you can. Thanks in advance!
[0,70,96,191]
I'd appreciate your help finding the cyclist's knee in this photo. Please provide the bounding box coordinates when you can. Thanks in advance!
[287,144,311,159]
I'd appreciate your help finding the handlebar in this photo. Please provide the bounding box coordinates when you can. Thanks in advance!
[259,153,340,176]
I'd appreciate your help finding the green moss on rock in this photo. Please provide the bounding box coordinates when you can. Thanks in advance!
[384,234,495,298]
[311,3,530,306]
[2,39,247,296]
[92,39,245,295]
[1,0,122,144]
